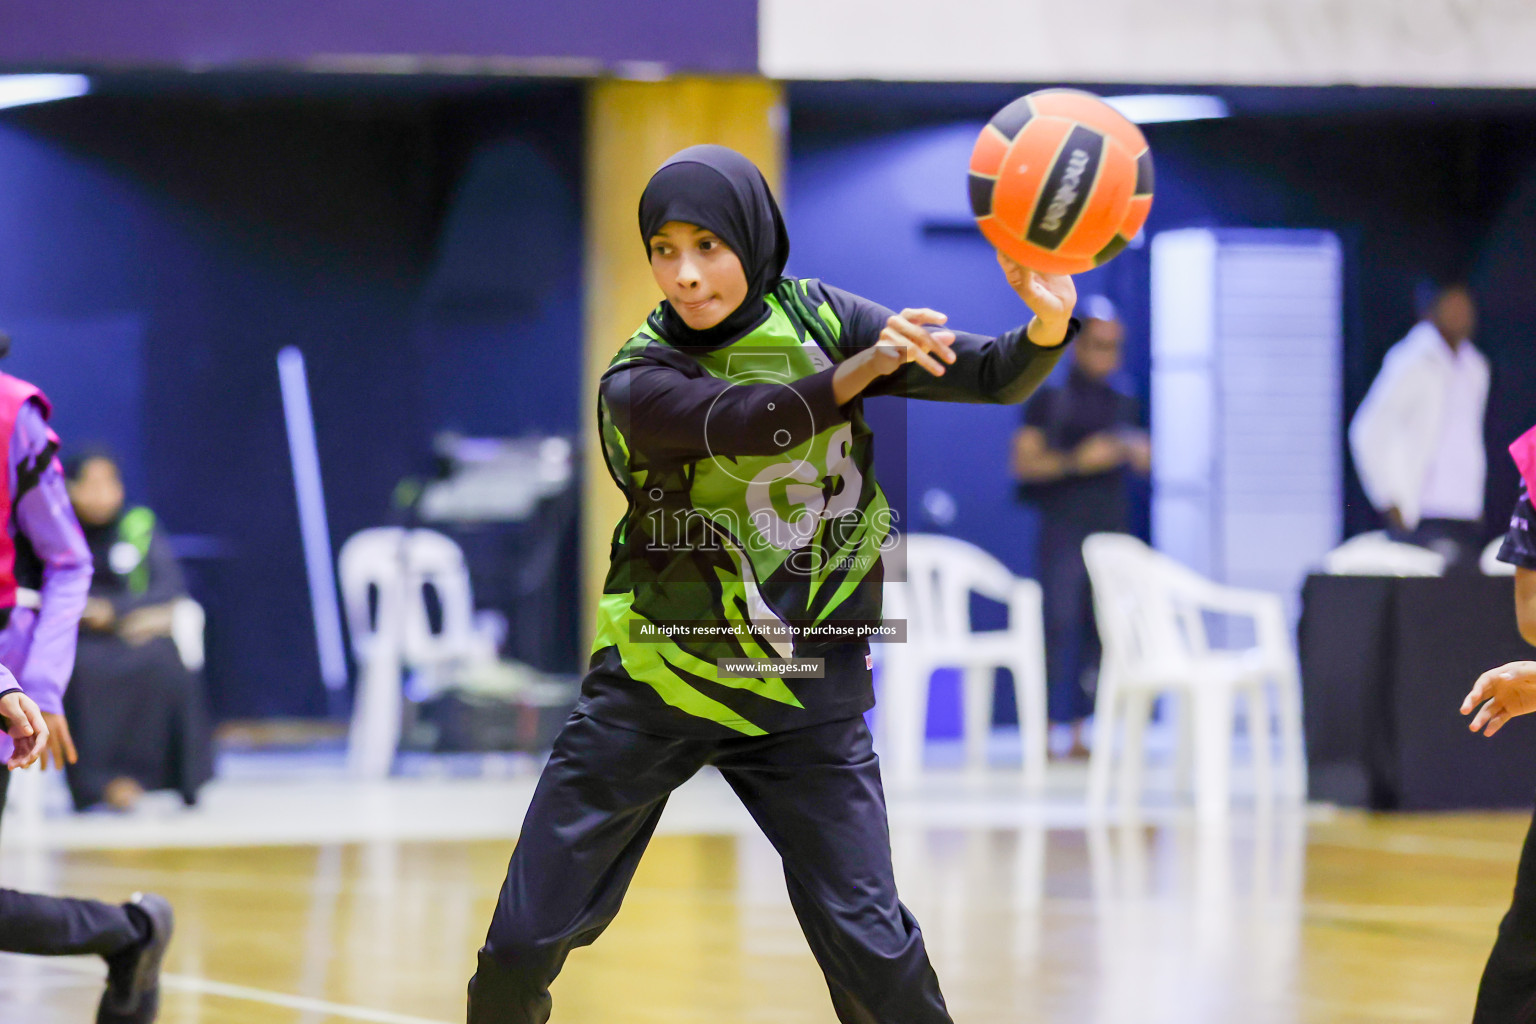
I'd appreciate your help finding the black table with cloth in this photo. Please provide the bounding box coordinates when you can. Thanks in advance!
[1299,573,1536,810]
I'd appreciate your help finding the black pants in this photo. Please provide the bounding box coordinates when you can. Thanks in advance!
[467,713,951,1024]
[1039,515,1102,724]
[0,769,142,956]
[1475,808,1536,1022]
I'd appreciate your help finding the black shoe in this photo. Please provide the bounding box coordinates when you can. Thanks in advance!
[97,892,174,1024]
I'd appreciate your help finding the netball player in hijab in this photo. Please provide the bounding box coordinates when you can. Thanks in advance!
[467,145,1078,1024]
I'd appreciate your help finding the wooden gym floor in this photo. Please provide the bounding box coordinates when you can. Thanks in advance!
[0,808,1524,1024]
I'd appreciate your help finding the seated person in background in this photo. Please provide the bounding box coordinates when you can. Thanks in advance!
[1012,296,1150,758]
[1349,282,1488,571]
[64,452,213,811]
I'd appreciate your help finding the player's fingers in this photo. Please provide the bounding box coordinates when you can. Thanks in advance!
[1470,697,1501,733]
[57,723,78,766]
[898,308,949,327]
[1462,682,1488,714]
[927,330,957,364]
[1463,669,1503,713]
[1486,712,1511,737]
[886,320,958,367]
[879,326,923,360]
[907,346,946,377]
[1024,270,1064,308]
[21,702,45,744]
[885,315,939,352]
[884,336,945,377]
[11,736,40,771]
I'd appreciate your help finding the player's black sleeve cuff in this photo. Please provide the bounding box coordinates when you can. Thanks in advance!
[1497,538,1536,571]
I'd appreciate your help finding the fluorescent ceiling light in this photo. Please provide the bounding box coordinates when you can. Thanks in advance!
[0,75,91,112]
[1103,94,1228,125]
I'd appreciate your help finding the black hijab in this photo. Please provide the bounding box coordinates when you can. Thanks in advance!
[638,145,790,347]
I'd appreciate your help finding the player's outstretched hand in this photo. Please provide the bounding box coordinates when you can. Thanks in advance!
[0,690,48,770]
[37,711,77,771]
[871,308,958,378]
[998,252,1076,348]
[1462,661,1536,737]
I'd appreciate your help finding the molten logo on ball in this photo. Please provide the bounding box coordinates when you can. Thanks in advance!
[1039,148,1090,234]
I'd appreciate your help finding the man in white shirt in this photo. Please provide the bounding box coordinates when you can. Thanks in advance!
[1349,283,1489,570]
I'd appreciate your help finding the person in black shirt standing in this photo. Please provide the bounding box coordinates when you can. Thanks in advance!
[1012,297,1149,757]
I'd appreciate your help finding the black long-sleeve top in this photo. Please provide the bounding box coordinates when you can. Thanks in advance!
[602,283,1074,461]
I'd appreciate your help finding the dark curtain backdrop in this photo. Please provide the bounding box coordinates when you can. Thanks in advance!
[0,83,584,719]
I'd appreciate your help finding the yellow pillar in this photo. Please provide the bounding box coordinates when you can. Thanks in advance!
[581,77,785,650]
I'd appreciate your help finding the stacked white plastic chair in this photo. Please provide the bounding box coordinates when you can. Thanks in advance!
[338,527,502,778]
[1083,533,1305,820]
[1482,537,1515,577]
[1321,530,1445,576]
[877,534,1047,789]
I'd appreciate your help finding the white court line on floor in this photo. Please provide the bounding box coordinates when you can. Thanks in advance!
[38,956,453,1024]
[160,973,454,1024]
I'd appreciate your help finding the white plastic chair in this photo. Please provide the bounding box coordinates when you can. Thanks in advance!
[171,597,206,672]
[1482,537,1515,577]
[1084,533,1305,820]
[338,528,410,778]
[337,527,502,778]
[394,529,502,684]
[877,534,1047,789]
[1322,530,1445,576]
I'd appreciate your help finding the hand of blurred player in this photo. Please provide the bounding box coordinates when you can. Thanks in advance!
[1073,433,1125,474]
[0,690,48,770]
[36,711,77,771]
[869,308,957,378]
[119,604,175,647]
[82,597,116,632]
[997,252,1076,347]
[1461,661,1536,737]
[1121,431,1152,474]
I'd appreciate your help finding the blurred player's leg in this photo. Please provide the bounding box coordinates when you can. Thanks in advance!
[718,716,953,1024]
[1473,807,1536,1022]
[0,886,142,956]
[0,770,173,1023]
[467,714,708,1024]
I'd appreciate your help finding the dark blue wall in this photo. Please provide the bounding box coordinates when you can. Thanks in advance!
[0,85,584,719]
